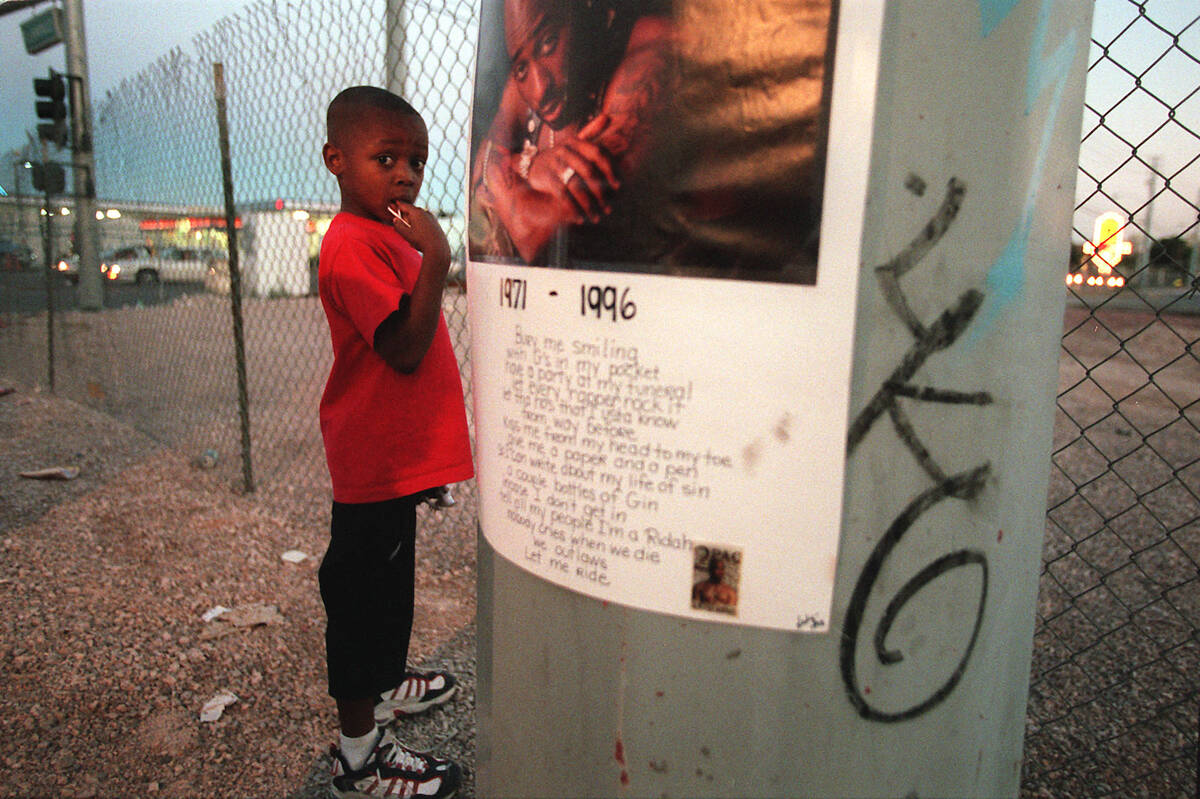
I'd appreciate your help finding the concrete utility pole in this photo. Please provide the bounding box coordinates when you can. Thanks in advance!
[63,0,101,310]
[474,1,1094,797]
[384,0,408,101]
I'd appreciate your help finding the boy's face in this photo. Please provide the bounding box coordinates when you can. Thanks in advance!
[323,108,427,224]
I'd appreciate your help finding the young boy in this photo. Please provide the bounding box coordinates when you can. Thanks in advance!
[317,86,474,799]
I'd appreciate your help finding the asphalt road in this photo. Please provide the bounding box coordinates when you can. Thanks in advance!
[1067,284,1200,315]
[0,270,205,313]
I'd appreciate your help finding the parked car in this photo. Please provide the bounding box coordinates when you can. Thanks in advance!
[53,253,77,281]
[103,246,219,284]
[0,240,33,271]
[55,245,151,284]
[55,245,219,285]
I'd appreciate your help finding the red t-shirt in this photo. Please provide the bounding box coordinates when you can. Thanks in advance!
[318,212,473,503]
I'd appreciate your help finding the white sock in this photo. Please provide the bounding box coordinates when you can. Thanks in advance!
[339,727,380,771]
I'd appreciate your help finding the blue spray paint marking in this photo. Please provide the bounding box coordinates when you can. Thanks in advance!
[978,0,1022,38]
[971,0,1079,342]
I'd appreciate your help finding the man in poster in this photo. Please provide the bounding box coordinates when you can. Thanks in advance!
[469,0,676,265]
[691,545,741,615]
[469,0,834,283]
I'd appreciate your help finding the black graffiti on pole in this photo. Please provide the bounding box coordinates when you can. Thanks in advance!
[840,177,995,722]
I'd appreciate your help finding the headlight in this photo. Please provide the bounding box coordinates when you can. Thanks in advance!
[55,260,69,272]
[105,263,121,280]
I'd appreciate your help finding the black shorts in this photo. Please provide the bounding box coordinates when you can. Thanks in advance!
[319,495,418,700]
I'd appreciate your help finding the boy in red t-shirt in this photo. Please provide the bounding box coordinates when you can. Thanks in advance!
[316,85,474,799]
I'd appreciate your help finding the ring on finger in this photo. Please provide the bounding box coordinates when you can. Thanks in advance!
[559,166,576,184]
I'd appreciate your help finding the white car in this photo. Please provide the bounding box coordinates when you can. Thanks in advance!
[102,246,218,284]
[55,245,151,284]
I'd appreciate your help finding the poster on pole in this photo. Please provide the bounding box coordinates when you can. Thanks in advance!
[467,0,883,632]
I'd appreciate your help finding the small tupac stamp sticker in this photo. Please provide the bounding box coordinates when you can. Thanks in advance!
[691,544,741,615]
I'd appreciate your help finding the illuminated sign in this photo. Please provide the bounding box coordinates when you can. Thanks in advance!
[139,217,242,231]
[1081,211,1131,274]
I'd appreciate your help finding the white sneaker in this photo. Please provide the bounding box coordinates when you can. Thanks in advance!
[330,727,461,798]
[375,670,458,724]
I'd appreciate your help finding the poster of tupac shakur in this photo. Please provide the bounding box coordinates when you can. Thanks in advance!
[468,0,882,632]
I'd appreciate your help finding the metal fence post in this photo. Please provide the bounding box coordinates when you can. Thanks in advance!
[213,62,255,494]
[475,1,1094,796]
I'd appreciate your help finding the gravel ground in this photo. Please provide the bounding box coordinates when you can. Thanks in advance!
[0,385,477,799]
[2,300,1196,798]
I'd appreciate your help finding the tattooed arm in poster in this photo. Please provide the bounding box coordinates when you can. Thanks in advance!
[471,6,675,264]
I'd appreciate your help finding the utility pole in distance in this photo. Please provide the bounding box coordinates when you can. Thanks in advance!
[62,0,101,310]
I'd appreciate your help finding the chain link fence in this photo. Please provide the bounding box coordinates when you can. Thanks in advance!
[0,1,1196,796]
[0,0,478,535]
[1021,2,1200,797]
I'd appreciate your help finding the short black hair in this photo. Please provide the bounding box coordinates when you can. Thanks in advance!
[326,86,422,147]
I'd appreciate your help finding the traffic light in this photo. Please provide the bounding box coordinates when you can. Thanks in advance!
[33,70,68,148]
[30,162,66,195]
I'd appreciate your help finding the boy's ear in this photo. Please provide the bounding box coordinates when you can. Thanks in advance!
[322,142,344,176]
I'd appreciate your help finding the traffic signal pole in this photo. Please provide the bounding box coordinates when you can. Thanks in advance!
[63,0,100,310]
[40,140,56,391]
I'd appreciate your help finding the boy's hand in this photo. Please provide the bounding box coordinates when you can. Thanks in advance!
[389,201,451,266]
[373,201,454,374]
